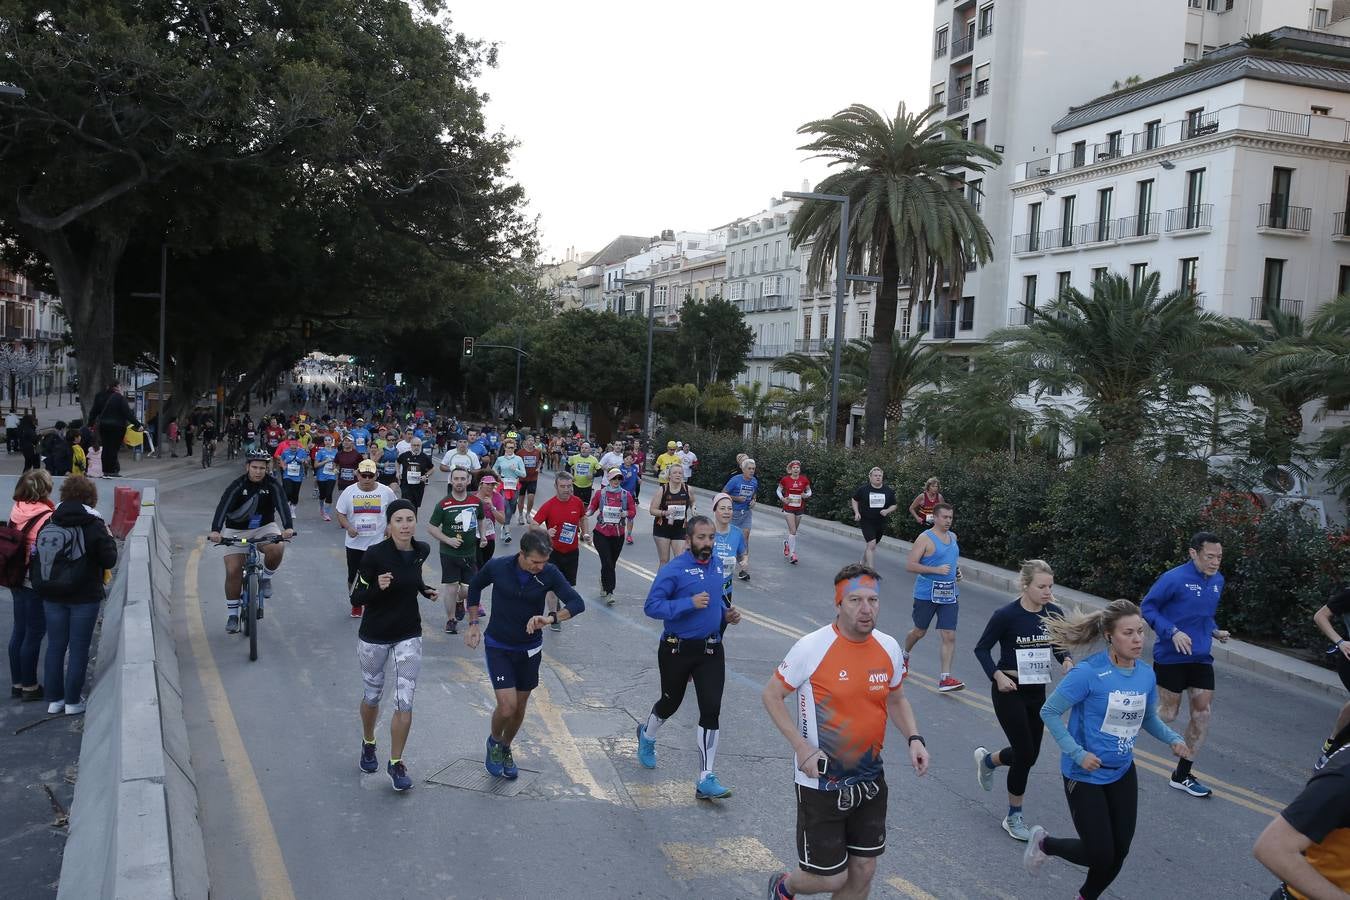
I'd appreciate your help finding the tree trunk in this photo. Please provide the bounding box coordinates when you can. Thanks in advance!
[864,240,900,446]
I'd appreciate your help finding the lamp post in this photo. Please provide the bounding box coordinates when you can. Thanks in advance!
[130,243,168,456]
[618,276,662,442]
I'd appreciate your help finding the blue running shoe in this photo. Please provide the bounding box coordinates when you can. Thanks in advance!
[1169,775,1212,797]
[387,759,412,792]
[359,741,378,774]
[695,772,732,800]
[484,736,505,777]
[636,724,657,769]
[501,744,519,779]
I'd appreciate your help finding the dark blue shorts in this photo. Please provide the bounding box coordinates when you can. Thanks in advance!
[485,645,542,692]
[912,598,959,631]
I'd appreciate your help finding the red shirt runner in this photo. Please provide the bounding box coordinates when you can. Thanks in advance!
[534,495,586,554]
[779,475,812,512]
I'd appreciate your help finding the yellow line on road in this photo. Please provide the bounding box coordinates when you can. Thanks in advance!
[184,542,297,900]
[529,681,620,804]
[886,876,939,900]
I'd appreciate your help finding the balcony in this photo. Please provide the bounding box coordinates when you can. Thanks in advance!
[932,319,958,339]
[750,343,788,359]
[948,94,970,115]
[1008,306,1035,327]
[1250,297,1303,321]
[1334,212,1350,240]
[1182,112,1220,139]
[1014,230,1049,255]
[4,326,24,340]
[978,22,993,37]
[934,41,948,59]
[1258,203,1312,234]
[1164,204,1213,232]
[1111,212,1161,241]
[951,33,975,56]
[794,339,829,355]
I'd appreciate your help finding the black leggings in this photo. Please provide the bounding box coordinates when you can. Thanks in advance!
[592,530,624,593]
[346,547,365,598]
[991,682,1046,796]
[1043,765,1138,900]
[651,640,724,729]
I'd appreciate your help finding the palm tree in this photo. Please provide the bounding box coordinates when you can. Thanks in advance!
[881,331,949,436]
[772,342,867,440]
[790,102,1001,445]
[735,381,789,441]
[1236,306,1324,465]
[992,272,1249,453]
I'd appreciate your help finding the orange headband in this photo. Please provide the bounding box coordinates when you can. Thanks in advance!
[834,575,879,605]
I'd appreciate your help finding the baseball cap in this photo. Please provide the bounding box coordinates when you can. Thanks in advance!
[667,440,677,449]
[357,459,378,474]
[606,467,623,480]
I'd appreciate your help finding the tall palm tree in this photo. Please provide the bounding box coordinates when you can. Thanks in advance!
[882,331,949,436]
[1235,306,1323,465]
[735,381,789,441]
[790,102,1001,445]
[992,272,1249,453]
[772,342,867,440]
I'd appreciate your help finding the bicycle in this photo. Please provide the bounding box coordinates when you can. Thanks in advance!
[201,439,215,469]
[227,434,241,460]
[213,533,292,661]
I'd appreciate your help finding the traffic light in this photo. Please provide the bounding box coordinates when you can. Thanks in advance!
[463,337,474,357]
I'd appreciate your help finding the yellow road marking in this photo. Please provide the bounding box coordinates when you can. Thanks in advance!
[661,836,782,879]
[886,876,940,900]
[528,681,619,804]
[184,542,297,900]
[628,779,705,809]
[543,652,584,685]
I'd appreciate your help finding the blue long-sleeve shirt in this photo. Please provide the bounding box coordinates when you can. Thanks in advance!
[467,555,585,651]
[1040,650,1183,784]
[1140,560,1224,665]
[644,550,726,638]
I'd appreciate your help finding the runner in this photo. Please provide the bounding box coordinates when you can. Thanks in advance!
[518,435,543,525]
[850,468,897,569]
[277,439,308,517]
[710,493,746,616]
[650,464,693,567]
[335,460,398,619]
[636,516,741,800]
[334,434,364,501]
[439,436,482,493]
[567,441,602,507]
[313,435,339,521]
[533,470,590,632]
[351,499,437,792]
[598,441,624,475]
[208,451,296,632]
[655,440,682,485]
[427,469,479,635]
[464,529,585,779]
[723,458,758,582]
[375,439,400,493]
[776,460,812,565]
[349,417,371,454]
[1312,586,1350,768]
[587,467,637,606]
[396,437,433,511]
[475,474,507,569]
[1253,720,1350,899]
[1024,600,1191,900]
[903,503,964,691]
[1140,531,1229,799]
[492,440,526,545]
[762,564,929,900]
[971,560,1073,841]
[619,450,642,544]
[907,477,945,532]
[677,442,698,480]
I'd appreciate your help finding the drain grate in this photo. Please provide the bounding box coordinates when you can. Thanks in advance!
[425,758,539,796]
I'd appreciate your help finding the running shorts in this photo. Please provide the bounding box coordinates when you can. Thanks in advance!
[795,777,888,876]
[485,645,542,692]
[1152,661,1215,693]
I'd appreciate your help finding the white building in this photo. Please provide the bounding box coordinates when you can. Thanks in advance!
[611,230,716,317]
[724,198,802,389]
[575,235,649,312]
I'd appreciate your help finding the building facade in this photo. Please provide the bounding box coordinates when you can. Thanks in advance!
[724,198,802,389]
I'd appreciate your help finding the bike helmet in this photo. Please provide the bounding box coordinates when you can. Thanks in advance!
[245,449,271,463]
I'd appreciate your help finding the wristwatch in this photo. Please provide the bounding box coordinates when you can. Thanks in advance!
[547,611,560,625]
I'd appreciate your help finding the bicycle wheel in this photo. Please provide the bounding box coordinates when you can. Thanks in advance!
[245,571,259,661]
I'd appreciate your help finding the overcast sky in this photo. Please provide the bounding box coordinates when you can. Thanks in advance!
[446,1,933,262]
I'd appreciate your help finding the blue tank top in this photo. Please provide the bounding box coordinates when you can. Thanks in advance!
[914,528,959,603]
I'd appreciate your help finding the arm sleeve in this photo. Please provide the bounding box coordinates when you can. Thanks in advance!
[1142,688,1184,746]
[1140,575,1177,639]
[972,608,1004,681]
[1040,670,1091,765]
[211,479,241,532]
[643,569,692,620]
[466,561,492,608]
[349,549,383,607]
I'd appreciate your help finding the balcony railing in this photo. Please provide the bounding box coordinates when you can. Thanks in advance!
[932,319,958,339]
[1182,112,1220,139]
[1014,230,1049,254]
[750,344,788,359]
[1111,212,1161,239]
[1334,211,1350,237]
[1250,297,1304,321]
[934,41,948,59]
[951,33,975,56]
[948,94,970,115]
[1259,203,1312,232]
[794,339,829,355]
[1268,109,1311,136]
[1008,306,1035,327]
[974,80,990,97]
[1164,204,1213,231]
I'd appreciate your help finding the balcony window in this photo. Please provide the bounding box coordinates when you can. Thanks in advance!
[934,27,948,57]
[1131,263,1148,292]
[1144,120,1162,149]
[978,4,993,36]
[1023,274,1037,309]
[1180,257,1199,297]
[959,297,974,331]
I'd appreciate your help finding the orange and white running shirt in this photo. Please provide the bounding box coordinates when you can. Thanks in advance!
[775,624,907,789]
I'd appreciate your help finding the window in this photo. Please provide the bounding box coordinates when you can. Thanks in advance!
[1144,119,1162,150]
[972,119,987,143]
[1092,266,1109,283]
[1185,168,1205,225]
[967,178,983,211]
[960,297,975,331]
[802,312,812,342]
[1313,105,1332,116]
[774,240,782,268]
[1269,166,1293,226]
[1131,263,1148,291]
[1105,131,1122,158]
[1185,106,1206,137]
[900,305,912,339]
[978,4,993,35]
[933,84,946,105]
[1060,196,1076,246]
[1136,179,1154,234]
[1096,187,1113,241]
[1072,140,1087,167]
[655,285,669,307]
[858,308,870,339]
[1057,271,1072,299]
[1027,202,1042,251]
[1317,7,1329,27]
[819,311,829,340]
[1339,265,1350,297]
[1188,0,1201,8]
[1262,258,1285,301]
[1184,42,1199,62]
[1023,274,1037,309]
[935,27,949,56]
[1180,257,1199,297]
[918,301,931,332]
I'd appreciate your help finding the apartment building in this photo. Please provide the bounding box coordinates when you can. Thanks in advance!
[0,270,74,397]
[538,248,593,311]
[628,248,727,328]
[575,235,649,311]
[610,231,716,318]
[1186,0,1339,59]
[724,198,801,389]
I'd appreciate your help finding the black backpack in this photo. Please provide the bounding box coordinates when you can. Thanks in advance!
[0,513,49,588]
[31,519,91,597]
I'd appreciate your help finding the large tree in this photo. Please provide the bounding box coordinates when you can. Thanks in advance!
[676,295,754,388]
[789,102,1000,445]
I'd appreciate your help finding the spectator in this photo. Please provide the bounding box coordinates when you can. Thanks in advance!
[7,469,55,702]
[166,417,180,457]
[40,421,73,476]
[17,414,38,472]
[5,409,19,453]
[90,381,141,478]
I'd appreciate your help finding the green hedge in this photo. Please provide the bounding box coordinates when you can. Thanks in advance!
[667,427,1350,656]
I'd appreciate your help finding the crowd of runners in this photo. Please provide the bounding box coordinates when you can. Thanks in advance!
[196,380,1349,900]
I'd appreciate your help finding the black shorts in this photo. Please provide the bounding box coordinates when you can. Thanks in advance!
[485,645,542,692]
[317,480,335,503]
[440,553,478,585]
[795,778,888,876]
[860,520,885,543]
[282,479,302,504]
[477,538,496,569]
[522,479,538,495]
[549,549,578,586]
[1338,653,1350,693]
[574,485,593,506]
[1153,661,1216,693]
[653,522,686,541]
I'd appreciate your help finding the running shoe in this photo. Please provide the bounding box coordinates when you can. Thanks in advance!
[360,741,378,773]
[695,772,732,800]
[322,512,332,523]
[454,600,466,622]
[1169,775,1213,797]
[604,592,616,607]
[63,702,86,715]
[974,746,993,791]
[1003,812,1032,841]
[445,618,458,635]
[226,614,240,634]
[789,554,798,565]
[484,737,505,777]
[1023,825,1048,874]
[503,533,512,545]
[938,676,966,692]
[387,760,412,792]
[501,744,519,779]
[625,535,633,545]
[767,873,792,899]
[47,700,65,715]
[737,570,750,582]
[350,605,363,619]
[636,724,657,769]
[783,540,789,557]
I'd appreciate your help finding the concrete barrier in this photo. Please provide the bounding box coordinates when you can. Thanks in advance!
[57,485,208,900]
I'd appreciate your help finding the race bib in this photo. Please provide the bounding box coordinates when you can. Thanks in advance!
[382,461,397,475]
[788,493,802,506]
[575,462,591,477]
[354,514,380,536]
[503,476,519,490]
[522,455,537,469]
[406,469,422,485]
[340,467,355,482]
[666,503,686,522]
[286,461,302,477]
[930,579,957,603]
[1101,690,1144,739]
[559,522,577,545]
[602,504,623,524]
[323,461,336,476]
[869,492,885,509]
[1015,647,1053,685]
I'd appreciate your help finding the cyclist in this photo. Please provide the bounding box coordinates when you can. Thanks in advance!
[209,451,296,633]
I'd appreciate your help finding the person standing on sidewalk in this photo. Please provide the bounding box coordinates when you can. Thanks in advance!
[904,502,965,692]
[90,382,141,477]
[7,470,54,702]
[587,467,636,606]
[17,414,39,473]
[6,410,20,454]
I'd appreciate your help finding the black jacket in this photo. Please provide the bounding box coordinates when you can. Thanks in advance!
[351,538,433,643]
[35,501,119,603]
[95,391,140,430]
[211,472,296,532]
[40,432,72,476]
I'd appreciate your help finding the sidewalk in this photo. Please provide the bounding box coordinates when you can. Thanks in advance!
[658,476,1346,699]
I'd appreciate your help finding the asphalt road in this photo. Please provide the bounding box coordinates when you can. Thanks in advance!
[158,461,1341,900]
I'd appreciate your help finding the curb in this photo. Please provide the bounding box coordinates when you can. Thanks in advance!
[648,475,1345,700]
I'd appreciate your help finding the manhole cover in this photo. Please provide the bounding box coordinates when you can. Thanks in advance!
[426,758,539,796]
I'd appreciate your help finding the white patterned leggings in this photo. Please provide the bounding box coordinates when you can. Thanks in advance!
[357,637,422,712]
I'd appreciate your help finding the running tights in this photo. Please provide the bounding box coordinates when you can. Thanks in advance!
[592,530,624,593]
[650,640,724,729]
[346,547,364,597]
[1043,765,1138,900]
[990,683,1046,796]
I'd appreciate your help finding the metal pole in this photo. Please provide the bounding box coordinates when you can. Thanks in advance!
[828,198,849,446]
[157,243,167,455]
[513,326,522,424]
[643,286,654,440]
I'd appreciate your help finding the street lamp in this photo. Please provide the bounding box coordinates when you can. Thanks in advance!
[618,276,661,442]
[130,243,168,455]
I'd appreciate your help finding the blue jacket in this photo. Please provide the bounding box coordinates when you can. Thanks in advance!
[1141,560,1224,665]
[644,550,726,639]
[467,554,585,651]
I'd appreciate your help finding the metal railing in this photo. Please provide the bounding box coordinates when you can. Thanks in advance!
[794,339,829,354]
[1008,306,1035,327]
[1164,204,1213,231]
[1014,231,1048,253]
[948,94,970,115]
[1259,203,1312,232]
[1182,112,1220,139]
[934,40,948,58]
[1334,211,1350,237]
[932,319,958,339]
[1250,297,1304,320]
[1268,109,1311,136]
[951,33,975,56]
[978,22,993,37]
[750,344,788,359]
[1111,212,1161,239]
[974,80,990,97]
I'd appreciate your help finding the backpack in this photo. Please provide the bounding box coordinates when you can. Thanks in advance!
[0,513,49,588]
[31,520,91,597]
